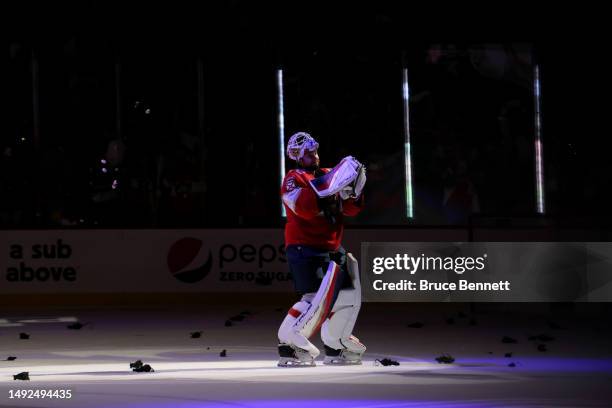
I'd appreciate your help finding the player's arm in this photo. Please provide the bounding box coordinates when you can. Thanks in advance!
[281,173,321,219]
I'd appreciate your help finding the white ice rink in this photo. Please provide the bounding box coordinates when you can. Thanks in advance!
[1,303,611,407]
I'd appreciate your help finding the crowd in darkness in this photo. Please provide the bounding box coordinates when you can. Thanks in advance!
[1,37,592,228]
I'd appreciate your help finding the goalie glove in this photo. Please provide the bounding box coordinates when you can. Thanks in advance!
[309,156,361,198]
[353,165,366,198]
[339,164,366,200]
[339,186,353,201]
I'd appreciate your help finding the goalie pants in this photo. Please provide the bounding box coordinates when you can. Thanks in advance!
[286,244,352,306]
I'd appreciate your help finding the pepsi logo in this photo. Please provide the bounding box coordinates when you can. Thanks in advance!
[167,238,213,283]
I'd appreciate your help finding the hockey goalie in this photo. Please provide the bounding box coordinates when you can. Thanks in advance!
[277,131,367,367]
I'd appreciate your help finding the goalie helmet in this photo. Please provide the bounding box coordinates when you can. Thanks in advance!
[287,132,319,161]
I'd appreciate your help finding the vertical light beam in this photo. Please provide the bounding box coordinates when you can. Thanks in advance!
[402,68,414,219]
[277,69,287,217]
[534,64,545,214]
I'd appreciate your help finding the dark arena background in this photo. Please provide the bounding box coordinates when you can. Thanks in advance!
[2,2,611,408]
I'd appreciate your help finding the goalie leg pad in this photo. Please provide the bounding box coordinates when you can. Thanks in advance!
[278,294,319,357]
[294,261,341,338]
[321,253,365,354]
[278,261,342,358]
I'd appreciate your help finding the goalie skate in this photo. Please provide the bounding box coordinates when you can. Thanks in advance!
[323,345,363,366]
[277,344,317,367]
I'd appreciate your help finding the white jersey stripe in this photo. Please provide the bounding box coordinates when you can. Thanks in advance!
[282,188,303,214]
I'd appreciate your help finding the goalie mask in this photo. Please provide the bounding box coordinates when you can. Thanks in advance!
[287,132,319,161]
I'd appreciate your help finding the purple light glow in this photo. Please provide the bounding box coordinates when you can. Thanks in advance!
[112,400,500,408]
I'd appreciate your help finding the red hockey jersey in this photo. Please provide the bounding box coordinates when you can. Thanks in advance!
[281,168,363,251]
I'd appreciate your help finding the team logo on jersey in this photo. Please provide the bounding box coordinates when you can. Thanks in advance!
[167,237,213,283]
[285,177,297,192]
